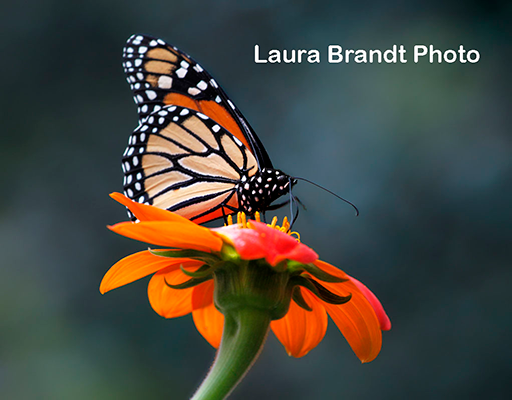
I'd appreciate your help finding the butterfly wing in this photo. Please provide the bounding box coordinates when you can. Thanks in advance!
[122,105,259,224]
[122,34,273,169]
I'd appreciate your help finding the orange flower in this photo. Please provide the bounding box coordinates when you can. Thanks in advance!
[102,193,390,363]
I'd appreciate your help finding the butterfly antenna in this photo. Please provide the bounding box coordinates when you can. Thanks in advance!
[292,176,360,216]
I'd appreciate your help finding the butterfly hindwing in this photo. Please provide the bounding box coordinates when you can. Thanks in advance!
[122,105,259,223]
[122,34,273,169]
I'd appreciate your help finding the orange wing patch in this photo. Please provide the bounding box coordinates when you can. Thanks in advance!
[163,94,252,152]
[163,93,200,111]
[198,100,251,151]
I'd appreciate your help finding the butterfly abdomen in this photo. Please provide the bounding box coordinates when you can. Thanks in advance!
[238,168,291,214]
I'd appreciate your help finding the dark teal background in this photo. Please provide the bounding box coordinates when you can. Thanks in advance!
[1,1,511,399]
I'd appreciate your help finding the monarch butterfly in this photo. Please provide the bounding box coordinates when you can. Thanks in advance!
[121,34,296,224]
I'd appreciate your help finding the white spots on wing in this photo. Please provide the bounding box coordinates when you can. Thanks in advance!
[153,105,162,112]
[168,105,177,112]
[146,90,157,100]
[137,72,144,80]
[210,79,218,88]
[197,113,208,120]
[215,95,221,103]
[157,39,165,45]
[149,40,158,47]
[127,174,133,184]
[197,80,207,90]
[158,75,173,89]
[127,147,135,156]
[132,156,139,166]
[127,188,134,197]
[136,172,143,180]
[158,110,168,116]
[136,94,143,103]
[232,136,243,146]
[135,182,142,191]
[180,108,190,116]
[193,64,203,72]
[138,46,148,54]
[228,100,235,109]
[212,124,221,133]
[158,117,165,124]
[188,87,201,96]
[173,116,179,121]
[127,47,134,53]
[148,116,154,124]
[180,60,189,69]
[141,105,148,113]
[176,68,187,78]
[140,132,146,142]
[134,59,143,67]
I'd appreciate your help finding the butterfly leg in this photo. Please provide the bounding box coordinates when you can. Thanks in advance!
[265,199,291,211]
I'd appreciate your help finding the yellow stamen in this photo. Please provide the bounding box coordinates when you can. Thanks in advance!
[290,231,301,242]
[236,212,248,228]
[226,212,300,242]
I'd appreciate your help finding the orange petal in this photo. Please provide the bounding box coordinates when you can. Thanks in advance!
[271,289,328,358]
[108,221,223,252]
[110,192,192,223]
[313,260,350,280]
[316,260,391,331]
[192,281,224,348]
[147,261,204,318]
[100,250,189,294]
[322,279,382,363]
[348,276,392,331]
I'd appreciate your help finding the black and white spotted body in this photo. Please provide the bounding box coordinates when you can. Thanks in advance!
[237,169,295,215]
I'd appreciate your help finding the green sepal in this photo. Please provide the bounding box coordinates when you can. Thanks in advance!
[290,276,352,305]
[301,263,348,283]
[181,262,221,278]
[164,274,212,290]
[287,260,347,283]
[292,286,313,311]
[220,244,240,263]
[273,260,288,273]
[149,248,220,264]
[308,279,352,304]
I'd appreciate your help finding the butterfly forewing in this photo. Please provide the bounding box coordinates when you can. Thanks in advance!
[122,105,258,223]
[122,34,273,169]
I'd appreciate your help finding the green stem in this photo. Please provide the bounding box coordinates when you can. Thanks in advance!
[191,308,271,400]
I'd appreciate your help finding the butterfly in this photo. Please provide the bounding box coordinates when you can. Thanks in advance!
[121,34,296,224]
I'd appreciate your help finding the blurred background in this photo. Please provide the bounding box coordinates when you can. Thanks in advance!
[1,1,511,399]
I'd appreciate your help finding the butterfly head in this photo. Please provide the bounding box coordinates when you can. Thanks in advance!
[238,168,296,215]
